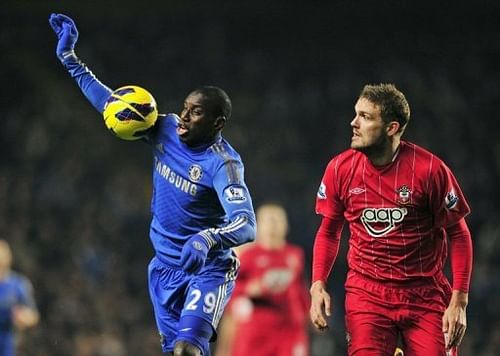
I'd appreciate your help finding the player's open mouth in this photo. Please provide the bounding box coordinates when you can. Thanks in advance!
[177,124,189,136]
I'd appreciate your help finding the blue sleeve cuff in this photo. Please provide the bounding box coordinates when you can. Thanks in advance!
[202,210,256,249]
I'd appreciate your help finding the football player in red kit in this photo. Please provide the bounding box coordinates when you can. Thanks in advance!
[215,203,310,356]
[310,84,472,356]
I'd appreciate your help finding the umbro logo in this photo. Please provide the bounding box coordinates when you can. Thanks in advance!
[349,187,366,195]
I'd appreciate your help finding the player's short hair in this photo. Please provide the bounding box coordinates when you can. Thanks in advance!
[192,86,232,121]
[359,84,410,132]
[257,202,287,216]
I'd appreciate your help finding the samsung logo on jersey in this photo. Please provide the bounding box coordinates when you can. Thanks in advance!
[155,157,197,196]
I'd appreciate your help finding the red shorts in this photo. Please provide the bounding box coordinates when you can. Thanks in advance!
[344,270,457,356]
[231,323,308,356]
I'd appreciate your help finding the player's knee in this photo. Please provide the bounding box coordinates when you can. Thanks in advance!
[173,340,202,356]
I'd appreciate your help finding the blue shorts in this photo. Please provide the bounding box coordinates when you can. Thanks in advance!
[0,332,14,356]
[148,256,238,353]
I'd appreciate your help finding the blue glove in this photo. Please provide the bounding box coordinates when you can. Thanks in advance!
[48,13,79,61]
[180,233,215,274]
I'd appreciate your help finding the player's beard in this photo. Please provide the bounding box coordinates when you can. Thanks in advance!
[352,131,390,160]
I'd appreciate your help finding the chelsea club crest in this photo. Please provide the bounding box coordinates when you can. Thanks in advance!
[188,164,203,182]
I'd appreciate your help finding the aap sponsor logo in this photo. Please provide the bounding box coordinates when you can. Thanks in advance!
[361,207,408,237]
[224,186,247,204]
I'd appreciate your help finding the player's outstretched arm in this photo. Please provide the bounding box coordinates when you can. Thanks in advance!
[48,13,78,62]
[49,13,112,112]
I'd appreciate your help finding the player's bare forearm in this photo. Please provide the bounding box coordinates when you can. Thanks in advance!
[310,280,331,331]
[449,290,468,307]
[443,290,468,350]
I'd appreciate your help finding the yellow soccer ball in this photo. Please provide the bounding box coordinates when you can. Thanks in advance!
[103,85,158,140]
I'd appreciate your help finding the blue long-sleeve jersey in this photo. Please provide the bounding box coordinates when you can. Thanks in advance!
[61,53,256,266]
[0,272,36,331]
[0,272,37,356]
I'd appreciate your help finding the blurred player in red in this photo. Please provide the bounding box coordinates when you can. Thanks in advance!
[215,203,310,356]
[310,84,472,356]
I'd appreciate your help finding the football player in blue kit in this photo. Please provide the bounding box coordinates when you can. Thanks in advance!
[0,240,39,356]
[49,13,256,356]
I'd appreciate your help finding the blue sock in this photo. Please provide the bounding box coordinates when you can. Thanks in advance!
[176,315,213,355]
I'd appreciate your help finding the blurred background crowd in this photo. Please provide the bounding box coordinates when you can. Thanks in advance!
[1,1,498,355]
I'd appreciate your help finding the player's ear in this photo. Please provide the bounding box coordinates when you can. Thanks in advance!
[386,121,400,136]
[214,116,226,131]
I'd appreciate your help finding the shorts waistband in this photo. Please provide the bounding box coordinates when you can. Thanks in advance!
[152,254,181,269]
[348,270,444,289]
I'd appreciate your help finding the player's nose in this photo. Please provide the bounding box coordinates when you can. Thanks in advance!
[180,109,190,122]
